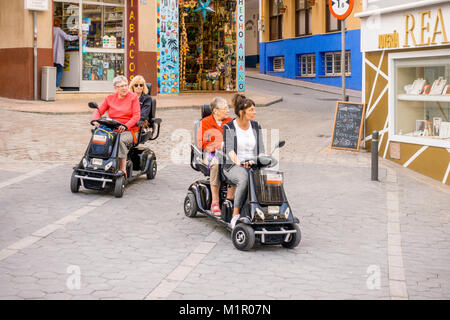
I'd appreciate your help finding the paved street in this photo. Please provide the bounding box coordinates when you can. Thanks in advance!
[0,77,449,300]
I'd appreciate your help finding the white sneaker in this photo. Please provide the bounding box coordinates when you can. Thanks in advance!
[229,215,239,229]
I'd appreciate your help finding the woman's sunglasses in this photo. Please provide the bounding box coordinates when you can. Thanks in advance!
[134,83,144,88]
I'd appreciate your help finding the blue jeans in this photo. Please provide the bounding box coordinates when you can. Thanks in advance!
[54,63,63,88]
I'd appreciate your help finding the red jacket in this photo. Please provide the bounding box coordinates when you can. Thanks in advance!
[93,92,141,131]
[197,115,233,153]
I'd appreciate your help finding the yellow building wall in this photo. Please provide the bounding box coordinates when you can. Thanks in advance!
[260,0,362,42]
[0,0,52,49]
[139,0,157,52]
[364,50,450,186]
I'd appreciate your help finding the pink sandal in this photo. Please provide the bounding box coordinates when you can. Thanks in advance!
[211,202,221,216]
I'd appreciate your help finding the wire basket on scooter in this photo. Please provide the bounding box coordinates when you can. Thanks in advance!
[252,170,284,205]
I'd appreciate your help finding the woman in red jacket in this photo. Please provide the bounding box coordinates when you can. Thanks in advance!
[197,97,233,216]
[92,76,141,177]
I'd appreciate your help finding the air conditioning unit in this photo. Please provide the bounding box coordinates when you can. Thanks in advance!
[273,57,285,72]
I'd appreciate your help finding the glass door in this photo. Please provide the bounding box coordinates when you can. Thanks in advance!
[80,0,125,91]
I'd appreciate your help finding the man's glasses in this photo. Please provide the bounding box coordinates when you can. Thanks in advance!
[134,83,144,88]
[115,84,128,88]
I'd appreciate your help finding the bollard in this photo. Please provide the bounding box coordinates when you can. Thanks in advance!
[371,131,379,181]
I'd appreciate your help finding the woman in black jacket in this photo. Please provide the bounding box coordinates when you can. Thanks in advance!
[129,75,152,124]
[222,95,265,229]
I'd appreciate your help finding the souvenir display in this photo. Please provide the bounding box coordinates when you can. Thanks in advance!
[433,117,442,136]
[430,77,447,95]
[443,84,450,95]
[439,122,450,138]
[178,0,237,92]
[422,84,432,95]
[404,78,426,95]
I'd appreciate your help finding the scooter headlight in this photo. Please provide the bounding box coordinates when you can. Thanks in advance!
[284,207,291,219]
[255,207,265,221]
[82,158,88,168]
[104,161,113,172]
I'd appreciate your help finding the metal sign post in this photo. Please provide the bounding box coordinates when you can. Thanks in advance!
[25,0,49,100]
[329,0,354,101]
[341,18,346,101]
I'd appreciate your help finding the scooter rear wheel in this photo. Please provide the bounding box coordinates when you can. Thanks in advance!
[282,224,301,249]
[232,224,255,251]
[146,160,157,180]
[184,191,197,217]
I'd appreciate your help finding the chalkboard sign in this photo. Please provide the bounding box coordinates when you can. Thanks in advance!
[330,101,366,151]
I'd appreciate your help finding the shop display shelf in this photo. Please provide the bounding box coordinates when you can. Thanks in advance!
[397,94,450,103]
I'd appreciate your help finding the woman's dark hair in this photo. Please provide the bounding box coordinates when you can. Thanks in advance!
[235,98,255,118]
[232,94,246,109]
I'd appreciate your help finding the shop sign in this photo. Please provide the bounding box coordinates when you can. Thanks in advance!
[378,31,399,49]
[362,5,449,52]
[25,0,48,11]
[329,0,354,21]
[127,0,139,81]
[237,0,245,92]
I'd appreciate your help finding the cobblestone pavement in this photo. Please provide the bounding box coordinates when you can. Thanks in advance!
[0,78,449,300]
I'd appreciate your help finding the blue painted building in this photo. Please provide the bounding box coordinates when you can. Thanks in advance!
[258,0,363,91]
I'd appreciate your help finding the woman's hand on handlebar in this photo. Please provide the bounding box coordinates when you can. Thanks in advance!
[239,160,255,169]
[117,125,126,133]
[92,121,100,127]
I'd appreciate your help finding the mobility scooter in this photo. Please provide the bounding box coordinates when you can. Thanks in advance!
[70,84,162,198]
[183,105,301,251]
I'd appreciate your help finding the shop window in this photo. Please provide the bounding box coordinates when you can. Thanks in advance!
[324,51,350,76]
[326,1,342,33]
[82,3,124,49]
[82,52,124,81]
[295,0,312,37]
[392,55,450,146]
[299,54,315,77]
[178,1,238,92]
[269,0,283,40]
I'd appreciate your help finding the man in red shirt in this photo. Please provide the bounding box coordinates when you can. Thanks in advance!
[197,97,233,216]
[92,76,140,177]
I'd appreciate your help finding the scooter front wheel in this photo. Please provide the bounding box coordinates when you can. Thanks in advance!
[114,176,125,198]
[232,224,255,251]
[184,191,197,217]
[282,224,301,249]
[70,171,80,193]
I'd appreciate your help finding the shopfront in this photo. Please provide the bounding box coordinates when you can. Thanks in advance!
[54,0,127,91]
[358,0,450,185]
[157,0,246,94]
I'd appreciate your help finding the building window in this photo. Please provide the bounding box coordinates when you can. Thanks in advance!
[295,0,312,37]
[272,56,285,72]
[299,54,315,77]
[324,51,351,76]
[269,0,283,40]
[326,1,342,33]
[392,54,450,147]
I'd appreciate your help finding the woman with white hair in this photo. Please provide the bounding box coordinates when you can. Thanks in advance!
[197,97,233,216]
[92,75,141,177]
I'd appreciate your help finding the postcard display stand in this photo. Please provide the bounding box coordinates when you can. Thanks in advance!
[395,56,450,141]
[179,0,237,92]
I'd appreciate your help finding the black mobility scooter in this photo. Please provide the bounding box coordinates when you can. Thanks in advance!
[70,83,161,198]
[184,105,301,251]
